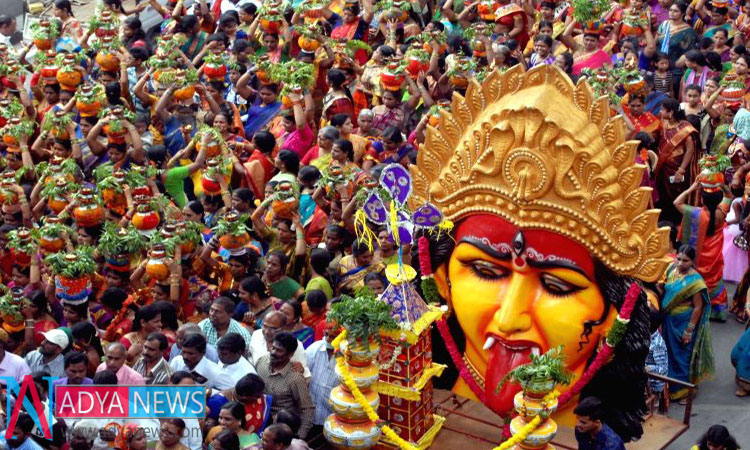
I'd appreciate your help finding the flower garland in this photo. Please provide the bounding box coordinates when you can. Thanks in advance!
[378,344,403,371]
[332,330,420,450]
[492,415,541,450]
[435,318,486,403]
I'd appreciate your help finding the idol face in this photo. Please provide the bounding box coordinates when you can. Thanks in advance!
[436,215,615,415]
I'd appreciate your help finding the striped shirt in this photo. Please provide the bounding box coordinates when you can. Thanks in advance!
[255,354,314,439]
[198,318,253,353]
[133,357,173,385]
[305,340,339,425]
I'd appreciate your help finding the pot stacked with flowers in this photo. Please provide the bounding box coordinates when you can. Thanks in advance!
[0,97,24,129]
[324,290,399,450]
[497,347,572,450]
[421,30,447,56]
[88,9,119,39]
[131,195,168,235]
[203,52,228,82]
[73,188,105,228]
[97,222,150,273]
[295,23,324,53]
[0,287,28,333]
[35,50,60,86]
[147,34,188,85]
[267,60,316,108]
[201,157,231,195]
[157,68,200,102]
[258,1,286,34]
[43,110,74,140]
[38,217,72,254]
[1,116,34,150]
[380,58,407,92]
[30,19,60,51]
[40,177,80,216]
[270,181,300,220]
[7,228,36,267]
[404,43,430,79]
[446,56,476,89]
[55,53,86,92]
[99,105,135,143]
[297,0,328,21]
[375,0,411,23]
[75,84,106,118]
[332,40,372,70]
[212,212,251,255]
[45,247,98,307]
[92,34,124,73]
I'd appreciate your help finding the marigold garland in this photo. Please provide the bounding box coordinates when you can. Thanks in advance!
[333,329,420,450]
[492,415,542,450]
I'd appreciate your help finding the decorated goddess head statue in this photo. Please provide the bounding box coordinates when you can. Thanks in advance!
[410,65,670,441]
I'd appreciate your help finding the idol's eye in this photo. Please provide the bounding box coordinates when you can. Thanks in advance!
[466,260,509,280]
[540,273,583,296]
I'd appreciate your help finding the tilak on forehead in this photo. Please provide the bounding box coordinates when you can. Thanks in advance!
[455,215,595,278]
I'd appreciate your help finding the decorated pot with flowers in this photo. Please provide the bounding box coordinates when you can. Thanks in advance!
[101,106,134,143]
[56,54,83,90]
[324,290,398,450]
[259,2,284,34]
[201,158,223,194]
[271,181,299,220]
[405,46,430,79]
[44,178,74,214]
[2,117,34,148]
[196,125,224,157]
[7,228,35,267]
[422,30,447,55]
[31,20,60,51]
[38,217,69,253]
[477,0,499,21]
[73,188,104,227]
[95,36,121,72]
[128,165,156,198]
[146,244,171,281]
[296,23,324,52]
[448,56,475,88]
[91,10,119,38]
[131,196,160,233]
[0,288,27,333]
[46,250,97,305]
[75,84,105,117]
[168,221,203,256]
[213,212,251,251]
[203,52,228,81]
[39,50,59,84]
[0,171,18,204]
[380,61,406,92]
[44,110,74,140]
[97,223,149,272]
[698,154,731,193]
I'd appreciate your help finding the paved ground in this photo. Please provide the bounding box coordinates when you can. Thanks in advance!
[666,283,750,449]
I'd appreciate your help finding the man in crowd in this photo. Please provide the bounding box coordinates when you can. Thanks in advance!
[574,397,626,450]
[170,323,219,363]
[0,329,30,383]
[255,333,314,440]
[304,323,339,439]
[97,343,146,385]
[133,332,173,385]
[217,332,256,385]
[199,297,253,351]
[24,329,68,378]
[249,311,309,377]
[52,351,93,387]
[169,333,233,389]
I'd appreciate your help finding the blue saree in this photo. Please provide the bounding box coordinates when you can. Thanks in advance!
[661,264,715,399]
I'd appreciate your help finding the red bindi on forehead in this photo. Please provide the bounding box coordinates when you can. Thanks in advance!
[455,214,595,278]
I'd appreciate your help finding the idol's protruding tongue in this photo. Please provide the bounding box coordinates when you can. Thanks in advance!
[484,338,534,414]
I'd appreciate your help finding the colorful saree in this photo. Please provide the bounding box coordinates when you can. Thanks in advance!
[654,121,698,223]
[661,264,714,399]
[680,205,728,320]
[572,48,611,76]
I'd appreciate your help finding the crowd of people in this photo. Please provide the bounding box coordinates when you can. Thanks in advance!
[0,0,748,447]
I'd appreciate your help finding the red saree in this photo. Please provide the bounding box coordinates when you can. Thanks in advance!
[654,121,698,222]
[242,150,275,200]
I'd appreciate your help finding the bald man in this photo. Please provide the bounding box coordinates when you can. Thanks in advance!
[249,311,309,377]
[96,343,146,385]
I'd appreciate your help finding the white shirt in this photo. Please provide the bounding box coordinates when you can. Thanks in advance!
[0,351,31,384]
[249,329,310,377]
[169,356,235,390]
[219,356,256,385]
